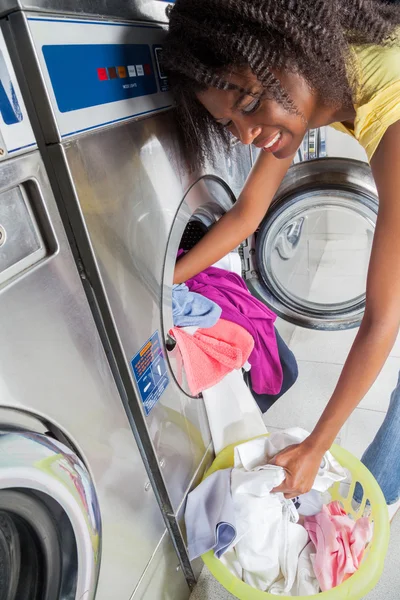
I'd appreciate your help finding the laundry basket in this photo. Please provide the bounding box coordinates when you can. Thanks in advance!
[201,438,390,600]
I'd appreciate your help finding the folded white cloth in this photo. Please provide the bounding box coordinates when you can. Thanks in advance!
[203,370,268,454]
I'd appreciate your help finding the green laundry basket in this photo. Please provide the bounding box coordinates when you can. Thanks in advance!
[201,438,390,600]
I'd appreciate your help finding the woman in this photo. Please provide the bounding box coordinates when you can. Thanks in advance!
[163,0,400,507]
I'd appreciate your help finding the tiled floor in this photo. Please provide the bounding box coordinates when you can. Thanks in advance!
[190,324,400,599]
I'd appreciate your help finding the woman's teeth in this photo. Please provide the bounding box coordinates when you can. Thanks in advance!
[264,131,281,149]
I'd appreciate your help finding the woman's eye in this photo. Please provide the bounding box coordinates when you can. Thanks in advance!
[242,98,261,115]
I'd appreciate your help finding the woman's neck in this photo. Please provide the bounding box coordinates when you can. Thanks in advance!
[311,98,356,129]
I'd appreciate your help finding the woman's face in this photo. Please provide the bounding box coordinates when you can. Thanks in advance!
[197,68,319,159]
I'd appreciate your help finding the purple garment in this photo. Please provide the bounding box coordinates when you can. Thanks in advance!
[186,266,282,394]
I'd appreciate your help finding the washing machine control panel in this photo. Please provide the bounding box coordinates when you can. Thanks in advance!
[27,16,172,139]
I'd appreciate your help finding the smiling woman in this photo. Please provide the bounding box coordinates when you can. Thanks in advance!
[161,0,400,516]
[194,67,323,159]
[162,0,400,167]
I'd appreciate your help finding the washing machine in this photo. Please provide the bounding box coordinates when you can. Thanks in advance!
[0,1,254,587]
[0,17,190,600]
[0,0,380,593]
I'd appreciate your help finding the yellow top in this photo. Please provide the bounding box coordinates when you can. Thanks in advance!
[331,33,400,161]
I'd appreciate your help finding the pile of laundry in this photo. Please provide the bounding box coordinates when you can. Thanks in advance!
[185,428,373,597]
[170,250,299,453]
[171,251,283,397]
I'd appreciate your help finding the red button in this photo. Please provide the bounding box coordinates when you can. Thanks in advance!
[144,63,152,75]
[97,67,108,81]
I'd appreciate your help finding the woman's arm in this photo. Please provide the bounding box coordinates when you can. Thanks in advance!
[174,149,294,283]
[272,120,400,498]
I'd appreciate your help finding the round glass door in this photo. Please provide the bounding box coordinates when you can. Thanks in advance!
[248,159,379,330]
[163,175,236,396]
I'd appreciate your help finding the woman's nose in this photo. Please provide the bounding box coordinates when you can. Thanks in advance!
[235,122,262,145]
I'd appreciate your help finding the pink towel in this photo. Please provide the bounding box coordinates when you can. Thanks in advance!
[304,501,372,591]
[170,319,254,396]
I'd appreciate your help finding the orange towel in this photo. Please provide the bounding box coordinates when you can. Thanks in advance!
[170,319,254,396]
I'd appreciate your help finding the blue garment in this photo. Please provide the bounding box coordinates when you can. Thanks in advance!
[172,283,221,328]
[354,371,400,505]
[185,468,236,560]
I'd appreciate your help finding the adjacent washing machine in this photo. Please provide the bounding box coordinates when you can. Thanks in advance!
[0,19,189,600]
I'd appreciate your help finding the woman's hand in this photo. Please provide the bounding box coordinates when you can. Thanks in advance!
[270,439,325,499]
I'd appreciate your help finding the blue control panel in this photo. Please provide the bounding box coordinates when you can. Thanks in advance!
[28,17,172,139]
[43,43,159,113]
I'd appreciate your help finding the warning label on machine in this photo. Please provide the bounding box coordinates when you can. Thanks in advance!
[131,331,169,416]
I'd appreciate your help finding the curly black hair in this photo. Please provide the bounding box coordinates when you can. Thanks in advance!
[162,0,400,167]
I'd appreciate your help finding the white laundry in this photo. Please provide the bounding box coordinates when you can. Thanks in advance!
[202,370,267,454]
[292,490,324,517]
[212,251,242,277]
[234,428,346,492]
[185,468,236,560]
[181,326,199,335]
[268,524,311,595]
[231,463,305,592]
[228,429,346,595]
[219,547,243,580]
[289,541,320,596]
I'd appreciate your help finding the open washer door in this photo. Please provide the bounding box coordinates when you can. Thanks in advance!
[244,158,378,330]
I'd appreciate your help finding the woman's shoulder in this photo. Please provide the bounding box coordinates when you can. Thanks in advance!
[344,32,400,160]
[352,31,400,105]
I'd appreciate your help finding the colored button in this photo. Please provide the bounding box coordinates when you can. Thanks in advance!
[127,65,137,77]
[117,66,127,78]
[107,66,118,79]
[144,63,152,75]
[97,67,108,81]
[136,64,144,76]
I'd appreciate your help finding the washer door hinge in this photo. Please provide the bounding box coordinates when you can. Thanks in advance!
[240,236,257,280]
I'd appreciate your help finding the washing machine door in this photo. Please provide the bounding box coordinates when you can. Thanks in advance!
[0,430,100,600]
[245,158,378,330]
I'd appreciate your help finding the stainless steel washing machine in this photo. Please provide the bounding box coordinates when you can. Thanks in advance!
[1,2,253,589]
[0,19,189,600]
